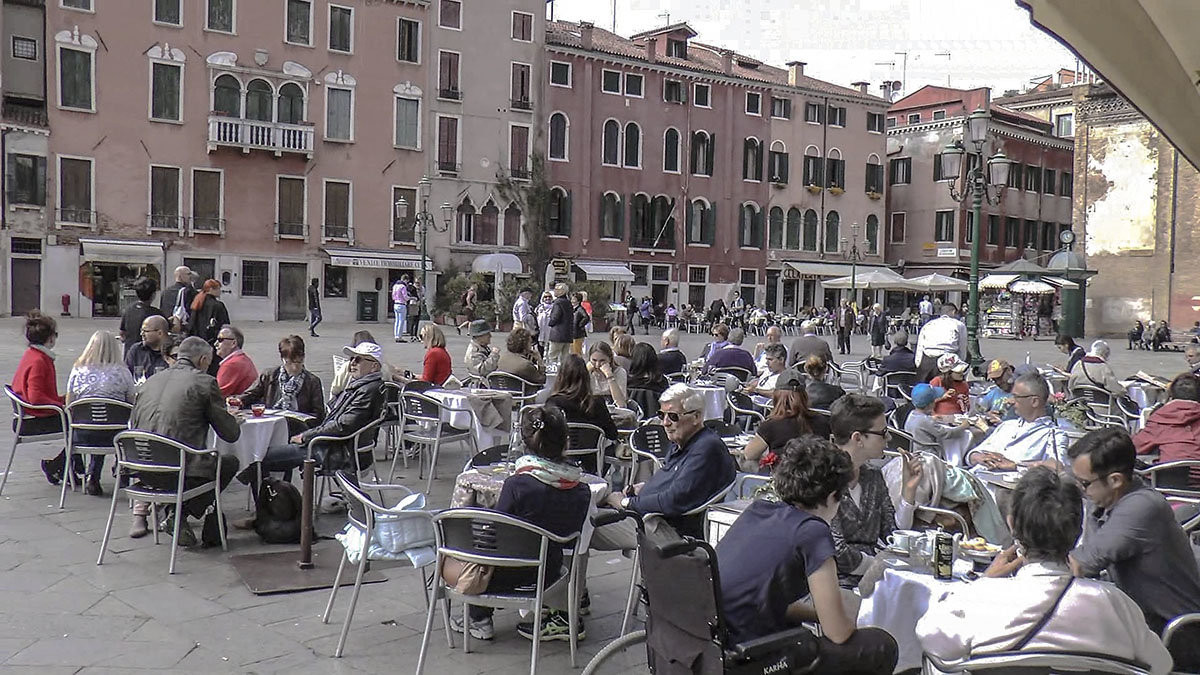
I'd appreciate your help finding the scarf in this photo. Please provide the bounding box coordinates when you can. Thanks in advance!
[513,454,581,490]
[275,367,306,412]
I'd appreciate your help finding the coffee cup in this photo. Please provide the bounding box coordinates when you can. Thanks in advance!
[887,529,920,551]
[251,404,266,417]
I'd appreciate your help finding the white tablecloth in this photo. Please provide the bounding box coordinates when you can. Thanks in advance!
[858,565,964,673]
[208,415,289,468]
[1123,382,1163,412]
[427,389,513,450]
[694,386,728,421]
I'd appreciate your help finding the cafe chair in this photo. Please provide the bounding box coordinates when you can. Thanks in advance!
[61,397,133,509]
[415,508,583,675]
[462,444,511,472]
[914,505,970,538]
[923,651,1151,674]
[378,381,404,467]
[880,371,917,402]
[97,430,228,575]
[726,391,765,433]
[1136,460,1200,500]
[888,427,916,455]
[629,423,672,475]
[1071,384,1138,431]
[565,422,607,476]
[399,391,479,496]
[830,360,865,392]
[322,471,437,658]
[1,384,67,497]
[1162,613,1200,674]
[305,412,385,509]
[730,472,769,501]
[484,371,540,409]
[714,366,752,383]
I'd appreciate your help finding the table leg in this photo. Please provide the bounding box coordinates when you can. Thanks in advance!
[298,459,315,570]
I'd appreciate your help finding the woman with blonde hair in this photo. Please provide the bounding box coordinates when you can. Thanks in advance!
[612,333,636,371]
[59,330,136,495]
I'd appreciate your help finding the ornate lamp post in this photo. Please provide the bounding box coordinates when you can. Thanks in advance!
[395,177,452,320]
[841,221,862,305]
[941,109,1010,370]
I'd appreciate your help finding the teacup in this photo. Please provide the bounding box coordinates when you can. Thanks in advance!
[887,529,920,551]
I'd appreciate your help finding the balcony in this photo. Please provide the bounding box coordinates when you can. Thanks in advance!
[207,114,314,158]
[510,97,532,111]
[147,214,184,234]
[3,100,47,128]
[190,216,225,237]
[510,165,530,180]
[55,207,94,228]
[437,161,460,176]
[439,88,462,101]
[323,224,351,241]
[275,221,307,241]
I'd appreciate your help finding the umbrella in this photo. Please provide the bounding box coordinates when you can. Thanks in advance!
[821,268,914,290]
[994,258,1050,275]
[905,273,969,292]
[1010,280,1055,295]
[980,274,1019,290]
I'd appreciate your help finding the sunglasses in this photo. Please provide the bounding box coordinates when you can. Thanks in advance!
[349,355,377,364]
[657,409,700,423]
[1076,473,1112,490]
[216,336,236,343]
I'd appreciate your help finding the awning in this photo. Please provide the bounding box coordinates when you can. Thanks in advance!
[980,274,1019,290]
[821,268,915,291]
[79,238,164,265]
[323,247,428,270]
[574,261,634,282]
[472,253,523,275]
[1043,276,1079,290]
[782,261,892,278]
[905,273,970,292]
[1010,280,1056,295]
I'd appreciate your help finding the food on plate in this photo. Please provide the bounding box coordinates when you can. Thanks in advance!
[959,537,1000,553]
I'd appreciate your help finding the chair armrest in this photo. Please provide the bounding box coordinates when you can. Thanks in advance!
[305,419,383,458]
[1139,460,1200,473]
[19,401,66,413]
[728,626,816,662]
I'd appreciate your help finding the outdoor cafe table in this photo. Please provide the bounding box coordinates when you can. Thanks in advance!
[427,388,514,449]
[208,411,290,468]
[451,463,610,509]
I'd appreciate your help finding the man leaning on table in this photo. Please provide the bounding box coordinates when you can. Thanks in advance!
[965,373,1069,471]
[914,304,967,383]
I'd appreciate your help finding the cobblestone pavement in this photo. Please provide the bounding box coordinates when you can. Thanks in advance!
[0,315,1186,673]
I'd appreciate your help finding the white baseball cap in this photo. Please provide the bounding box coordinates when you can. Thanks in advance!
[343,342,383,363]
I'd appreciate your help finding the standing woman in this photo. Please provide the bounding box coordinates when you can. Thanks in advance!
[571,292,589,356]
[62,330,136,495]
[188,279,230,345]
[10,312,69,485]
[535,290,554,355]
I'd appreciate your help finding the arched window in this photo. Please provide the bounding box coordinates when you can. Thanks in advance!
[803,145,823,186]
[651,195,675,248]
[769,140,789,183]
[740,203,763,249]
[768,206,784,248]
[629,193,651,246]
[865,214,879,255]
[549,112,568,161]
[623,122,641,168]
[690,130,713,176]
[503,203,522,246]
[547,187,570,235]
[245,78,273,121]
[786,207,801,250]
[602,119,619,166]
[278,82,305,124]
[477,200,499,245]
[802,209,818,251]
[663,128,680,173]
[825,210,841,252]
[743,138,763,181]
[687,198,714,245]
[213,74,241,117]
[457,196,476,243]
[599,192,622,240]
[826,147,845,189]
[865,153,884,193]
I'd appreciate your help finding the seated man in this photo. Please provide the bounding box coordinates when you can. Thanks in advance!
[657,328,687,375]
[965,373,1069,471]
[1067,339,1128,398]
[974,359,1016,423]
[215,325,257,398]
[1185,345,1200,377]
[789,320,834,369]
[125,315,172,382]
[1134,373,1200,486]
[878,330,916,376]
[745,343,788,395]
[917,466,1172,673]
[1070,428,1200,671]
[752,325,786,376]
[463,320,500,379]
[717,436,898,674]
[128,336,241,544]
[707,328,758,377]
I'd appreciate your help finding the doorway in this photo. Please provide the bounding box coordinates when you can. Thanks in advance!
[11,258,40,315]
[84,262,160,318]
[277,262,308,320]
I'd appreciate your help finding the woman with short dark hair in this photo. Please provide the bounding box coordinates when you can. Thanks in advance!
[496,325,545,385]
[10,312,69,485]
[238,335,325,427]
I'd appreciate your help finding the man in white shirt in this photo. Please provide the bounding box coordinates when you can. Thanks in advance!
[914,304,967,382]
[966,373,1069,471]
[918,295,934,326]
[917,467,1172,674]
[745,343,788,395]
[753,325,786,376]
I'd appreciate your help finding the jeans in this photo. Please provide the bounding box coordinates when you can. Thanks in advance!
[136,455,241,519]
[309,307,322,334]
[261,443,309,474]
[394,304,407,340]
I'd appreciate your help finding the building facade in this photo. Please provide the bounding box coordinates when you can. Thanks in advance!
[543,21,888,314]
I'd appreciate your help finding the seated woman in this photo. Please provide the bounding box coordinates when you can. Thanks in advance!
[627,342,669,418]
[587,341,628,408]
[612,334,635,371]
[238,335,325,436]
[1134,372,1200,487]
[803,355,845,411]
[741,371,829,473]
[716,436,899,675]
[10,312,70,485]
[547,355,617,473]
[446,405,592,641]
[63,330,136,496]
[929,354,970,415]
[917,467,1171,674]
[395,324,451,387]
[495,325,545,385]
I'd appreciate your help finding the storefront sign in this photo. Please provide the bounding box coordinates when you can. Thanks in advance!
[936,248,957,258]
[551,259,570,276]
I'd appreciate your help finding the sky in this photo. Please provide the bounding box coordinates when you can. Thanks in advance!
[546,0,1082,99]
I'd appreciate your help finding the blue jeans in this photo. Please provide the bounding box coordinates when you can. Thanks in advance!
[394,303,407,339]
[309,307,322,333]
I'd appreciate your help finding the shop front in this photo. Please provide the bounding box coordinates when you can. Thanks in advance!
[323,247,428,323]
[78,238,165,318]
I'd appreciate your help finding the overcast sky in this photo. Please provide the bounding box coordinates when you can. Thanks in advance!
[546,0,1081,98]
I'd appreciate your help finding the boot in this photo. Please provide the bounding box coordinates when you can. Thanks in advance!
[41,451,66,486]
[85,474,103,497]
[129,514,149,539]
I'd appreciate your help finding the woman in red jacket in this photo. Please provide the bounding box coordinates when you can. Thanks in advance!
[1133,372,1200,486]
[10,311,72,485]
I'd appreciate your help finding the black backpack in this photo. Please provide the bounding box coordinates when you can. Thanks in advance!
[253,477,307,544]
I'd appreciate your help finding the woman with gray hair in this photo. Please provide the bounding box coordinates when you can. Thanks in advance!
[1067,339,1128,397]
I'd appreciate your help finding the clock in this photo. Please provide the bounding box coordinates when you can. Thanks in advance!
[1059,229,1075,245]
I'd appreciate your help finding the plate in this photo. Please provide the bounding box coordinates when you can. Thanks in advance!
[960,548,999,562]
[883,544,911,557]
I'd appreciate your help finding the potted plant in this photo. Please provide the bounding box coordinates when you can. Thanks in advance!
[867,191,882,200]
[829,186,845,196]
[805,184,822,194]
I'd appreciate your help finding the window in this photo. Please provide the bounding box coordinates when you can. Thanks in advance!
[882,213,904,245]
[436,116,459,172]
[511,11,532,41]
[932,110,946,121]
[886,116,897,128]
[150,62,182,122]
[1043,168,1056,194]
[933,153,951,181]
[1008,162,1024,190]
[1041,221,1057,251]
[511,62,531,107]
[740,270,757,301]
[241,261,268,297]
[889,157,911,185]
[1005,217,1019,247]
[987,215,1000,245]
[865,158,883,193]
[602,70,621,94]
[325,87,353,141]
[149,166,181,231]
[631,265,648,286]
[623,122,641,168]
[803,150,823,187]
[7,154,46,205]
[599,193,622,239]
[509,124,530,177]
[867,112,885,133]
[666,38,687,59]
[602,119,619,166]
[550,61,571,87]
[1055,113,1073,138]
[11,238,40,255]
[324,265,347,298]
[688,266,707,308]
[154,0,181,25]
[438,51,460,99]
[768,143,789,183]
[865,215,879,255]
[59,46,94,111]
[906,113,921,124]
[245,78,272,120]
[12,36,37,61]
[323,180,351,240]
[191,169,223,234]
[456,198,475,242]
[285,0,312,45]
[825,150,845,189]
[770,97,791,119]
[439,0,461,29]
[739,204,763,249]
[476,201,498,246]
[62,0,91,9]
[663,128,680,173]
[646,196,675,249]
[745,92,761,115]
[504,204,522,246]
[827,106,847,127]
[394,96,419,149]
[549,113,568,161]
[663,79,683,103]
[1061,172,1073,198]
[693,83,710,108]
[1022,219,1036,248]
[278,82,304,123]
[391,186,416,243]
[686,199,715,245]
[803,102,823,124]
[329,5,353,53]
[1025,165,1042,192]
[802,209,818,251]
[397,18,420,62]
[785,208,801,249]
[768,207,784,249]
[934,210,954,242]
[207,0,235,32]
[690,130,714,176]
[547,187,570,236]
[824,211,840,252]
[276,176,306,237]
[624,73,643,97]
[742,138,763,182]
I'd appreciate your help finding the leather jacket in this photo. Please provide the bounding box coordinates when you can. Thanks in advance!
[299,370,383,471]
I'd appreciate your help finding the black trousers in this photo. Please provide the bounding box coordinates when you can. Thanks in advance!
[137,456,240,519]
[814,627,898,675]
[837,329,851,354]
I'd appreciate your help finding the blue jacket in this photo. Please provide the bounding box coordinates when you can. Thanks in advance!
[629,426,736,536]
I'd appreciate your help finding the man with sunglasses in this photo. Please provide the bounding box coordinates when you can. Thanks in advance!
[965,373,1069,472]
[1069,427,1200,671]
[214,325,257,398]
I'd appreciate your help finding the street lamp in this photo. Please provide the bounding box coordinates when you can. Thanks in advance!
[842,221,862,305]
[394,176,452,320]
[942,108,1011,371]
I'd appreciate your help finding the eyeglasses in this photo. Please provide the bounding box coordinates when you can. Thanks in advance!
[1076,473,1112,490]
[1012,394,1040,400]
[657,409,700,423]
[862,428,891,441]
[216,337,236,343]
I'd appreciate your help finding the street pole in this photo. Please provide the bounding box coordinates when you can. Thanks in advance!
[967,170,983,370]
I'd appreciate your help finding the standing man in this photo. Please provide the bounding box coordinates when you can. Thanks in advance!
[307,278,322,338]
[918,294,934,327]
[160,265,197,335]
[546,283,573,365]
[391,275,410,343]
[407,278,423,339]
[730,291,746,329]
[836,300,854,356]
[512,289,536,339]
[868,304,888,358]
[119,277,162,355]
[914,304,967,383]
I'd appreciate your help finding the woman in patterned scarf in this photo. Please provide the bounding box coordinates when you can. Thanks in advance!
[238,335,325,434]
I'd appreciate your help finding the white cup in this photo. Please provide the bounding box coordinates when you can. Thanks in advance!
[887,529,920,551]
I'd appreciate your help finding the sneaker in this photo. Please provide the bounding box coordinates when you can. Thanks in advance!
[517,611,585,642]
[579,591,591,617]
[450,614,495,641]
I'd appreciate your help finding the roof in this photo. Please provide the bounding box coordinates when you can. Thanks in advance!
[629,22,698,40]
[992,104,1053,128]
[546,20,884,104]
[994,87,1077,106]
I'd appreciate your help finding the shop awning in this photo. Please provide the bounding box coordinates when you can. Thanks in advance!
[980,274,1019,290]
[574,261,634,282]
[783,261,893,278]
[472,253,523,275]
[1043,276,1080,290]
[323,247,428,270]
[79,238,164,265]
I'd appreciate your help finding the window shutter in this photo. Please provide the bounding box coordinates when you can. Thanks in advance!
[4,155,14,204]
[754,208,765,248]
[563,190,572,236]
[704,203,716,245]
[705,133,715,175]
[34,156,46,206]
[780,153,790,183]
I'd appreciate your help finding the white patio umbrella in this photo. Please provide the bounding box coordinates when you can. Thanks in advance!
[821,268,915,290]
[1010,279,1056,295]
[905,273,969,292]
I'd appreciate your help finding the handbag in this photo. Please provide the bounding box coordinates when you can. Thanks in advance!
[440,556,494,595]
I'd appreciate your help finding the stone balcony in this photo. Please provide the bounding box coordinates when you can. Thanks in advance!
[207,114,314,159]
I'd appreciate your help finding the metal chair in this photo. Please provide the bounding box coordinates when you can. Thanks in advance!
[462,444,512,472]
[322,471,437,658]
[307,416,385,513]
[1162,612,1200,674]
[880,370,917,401]
[565,422,607,476]
[415,508,583,675]
[714,366,752,383]
[628,423,672,474]
[397,391,479,495]
[915,505,970,537]
[97,430,229,575]
[61,397,133,509]
[730,472,769,501]
[1,384,67,496]
[888,427,915,455]
[726,391,765,433]
[1071,384,1137,431]
[379,381,404,466]
[830,360,865,392]
[923,651,1151,674]
[484,371,541,409]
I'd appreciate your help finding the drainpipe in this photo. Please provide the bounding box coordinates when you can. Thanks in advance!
[1167,147,1179,323]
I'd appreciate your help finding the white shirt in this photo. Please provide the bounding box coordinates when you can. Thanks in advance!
[914,316,967,366]
[917,561,1172,674]
[968,415,1070,466]
[754,342,787,376]
[919,299,934,315]
[512,296,530,324]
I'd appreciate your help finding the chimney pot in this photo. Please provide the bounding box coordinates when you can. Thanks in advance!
[646,37,657,63]
[786,60,807,86]
[720,49,733,75]
[851,80,869,95]
[579,21,594,49]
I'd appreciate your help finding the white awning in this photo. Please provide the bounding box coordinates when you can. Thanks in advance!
[472,253,523,275]
[1043,276,1080,290]
[574,261,634,282]
[79,238,164,265]
[783,261,892,278]
[979,274,1019,290]
[323,247,428,270]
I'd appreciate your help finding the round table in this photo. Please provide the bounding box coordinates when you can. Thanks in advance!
[427,388,514,450]
[208,413,289,468]
[857,560,969,672]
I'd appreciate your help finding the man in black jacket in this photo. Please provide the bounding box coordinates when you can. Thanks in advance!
[160,265,197,335]
[545,283,574,365]
[307,278,322,337]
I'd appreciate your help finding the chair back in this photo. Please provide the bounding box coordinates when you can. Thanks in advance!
[626,388,658,420]
[466,444,510,470]
[881,371,917,401]
[715,366,751,383]
[400,391,443,425]
[565,422,605,474]
[923,651,1151,674]
[67,397,132,431]
[485,372,539,402]
[1137,460,1200,501]
[731,473,768,500]
[703,418,742,437]
[726,391,764,432]
[334,471,435,551]
[888,427,915,455]
[434,508,576,569]
[379,381,403,423]
[5,384,65,438]
[113,429,208,475]
[630,423,672,463]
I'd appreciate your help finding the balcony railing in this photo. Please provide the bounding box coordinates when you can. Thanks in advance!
[510,165,530,180]
[510,97,532,111]
[3,100,48,128]
[439,88,462,101]
[191,216,225,236]
[323,224,350,241]
[55,207,95,227]
[207,114,314,158]
[147,214,184,234]
[275,221,307,241]
[437,161,460,175]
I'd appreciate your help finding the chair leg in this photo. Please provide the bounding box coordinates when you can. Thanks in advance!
[567,567,578,668]
[151,504,160,545]
[96,482,121,565]
[59,448,72,510]
[0,437,19,497]
[461,602,471,654]
[168,496,183,575]
[214,485,228,552]
[322,550,349,624]
[529,591,543,675]
[415,572,441,675]
[333,551,370,658]
[425,439,441,496]
[620,549,641,636]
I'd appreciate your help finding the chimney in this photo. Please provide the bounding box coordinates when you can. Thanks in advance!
[786,61,806,85]
[645,37,657,63]
[720,49,733,75]
[578,21,594,49]
[852,81,869,95]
